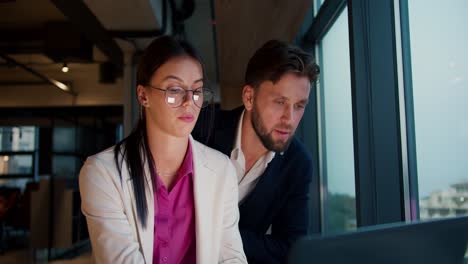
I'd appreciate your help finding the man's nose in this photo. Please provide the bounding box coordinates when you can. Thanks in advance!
[281,104,294,122]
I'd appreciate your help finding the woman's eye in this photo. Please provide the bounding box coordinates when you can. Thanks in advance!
[167,87,184,95]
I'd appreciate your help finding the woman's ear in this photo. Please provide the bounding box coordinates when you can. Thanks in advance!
[242,85,255,111]
[137,85,149,107]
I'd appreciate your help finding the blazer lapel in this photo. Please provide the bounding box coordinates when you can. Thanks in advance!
[240,155,283,215]
[124,157,154,263]
[190,137,216,264]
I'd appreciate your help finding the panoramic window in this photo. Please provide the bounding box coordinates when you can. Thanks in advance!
[406,0,468,220]
[318,7,357,233]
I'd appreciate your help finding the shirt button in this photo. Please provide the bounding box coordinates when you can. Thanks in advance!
[162,256,168,262]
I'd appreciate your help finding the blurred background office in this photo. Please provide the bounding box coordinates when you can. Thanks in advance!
[0,0,467,263]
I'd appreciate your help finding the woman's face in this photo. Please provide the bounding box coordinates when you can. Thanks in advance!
[138,56,203,138]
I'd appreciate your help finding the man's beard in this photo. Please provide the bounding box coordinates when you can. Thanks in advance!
[251,103,294,153]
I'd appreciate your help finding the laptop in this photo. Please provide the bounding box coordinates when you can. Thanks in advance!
[288,216,468,264]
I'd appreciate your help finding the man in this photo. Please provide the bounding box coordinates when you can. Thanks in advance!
[194,40,320,263]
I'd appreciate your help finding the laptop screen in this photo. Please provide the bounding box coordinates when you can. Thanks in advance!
[288,216,468,264]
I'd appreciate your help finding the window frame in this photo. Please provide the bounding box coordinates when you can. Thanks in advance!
[300,0,410,231]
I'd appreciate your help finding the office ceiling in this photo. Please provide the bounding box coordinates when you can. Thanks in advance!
[0,0,160,64]
[0,0,312,108]
[0,0,165,102]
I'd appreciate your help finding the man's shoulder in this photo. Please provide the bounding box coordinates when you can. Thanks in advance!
[265,138,314,193]
[264,137,313,184]
[282,137,312,163]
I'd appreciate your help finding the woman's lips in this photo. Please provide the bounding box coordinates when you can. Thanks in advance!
[178,114,195,122]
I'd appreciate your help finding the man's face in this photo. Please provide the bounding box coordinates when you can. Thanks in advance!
[248,72,311,152]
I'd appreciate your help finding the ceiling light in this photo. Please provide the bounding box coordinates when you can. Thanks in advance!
[62,62,69,73]
[51,80,71,92]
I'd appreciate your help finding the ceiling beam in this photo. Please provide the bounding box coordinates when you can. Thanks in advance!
[0,81,66,86]
[109,0,168,38]
[0,24,93,62]
[50,0,123,69]
[0,53,76,96]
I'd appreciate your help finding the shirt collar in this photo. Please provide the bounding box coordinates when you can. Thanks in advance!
[231,110,245,159]
[231,110,277,159]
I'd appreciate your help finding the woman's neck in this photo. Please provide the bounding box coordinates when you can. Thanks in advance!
[146,123,189,190]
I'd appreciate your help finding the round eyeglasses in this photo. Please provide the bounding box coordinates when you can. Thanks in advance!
[148,85,214,108]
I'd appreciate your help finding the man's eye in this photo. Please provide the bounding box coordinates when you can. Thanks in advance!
[276,100,285,105]
[295,104,305,109]
[193,89,203,95]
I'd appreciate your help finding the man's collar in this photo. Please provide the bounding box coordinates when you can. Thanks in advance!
[232,109,245,156]
[233,109,281,157]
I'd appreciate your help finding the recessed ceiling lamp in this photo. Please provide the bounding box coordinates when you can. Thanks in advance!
[62,62,69,73]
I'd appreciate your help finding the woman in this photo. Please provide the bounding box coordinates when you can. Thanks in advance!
[79,36,247,263]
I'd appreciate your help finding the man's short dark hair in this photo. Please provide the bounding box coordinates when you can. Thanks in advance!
[245,40,320,88]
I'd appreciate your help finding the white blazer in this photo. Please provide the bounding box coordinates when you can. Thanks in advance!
[79,136,247,263]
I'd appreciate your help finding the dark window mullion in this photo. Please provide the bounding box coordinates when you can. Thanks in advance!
[302,0,347,48]
[398,0,420,220]
[348,0,405,226]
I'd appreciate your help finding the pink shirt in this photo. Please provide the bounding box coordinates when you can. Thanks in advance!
[153,142,196,264]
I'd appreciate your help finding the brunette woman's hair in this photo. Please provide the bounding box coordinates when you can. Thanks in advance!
[114,35,204,228]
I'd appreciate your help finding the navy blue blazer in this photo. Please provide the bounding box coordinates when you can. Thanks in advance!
[194,107,313,264]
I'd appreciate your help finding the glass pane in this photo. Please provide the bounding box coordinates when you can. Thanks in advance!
[320,6,356,233]
[407,0,468,220]
[116,124,123,142]
[0,154,33,175]
[53,155,80,179]
[314,0,324,15]
[0,126,36,151]
[53,127,76,152]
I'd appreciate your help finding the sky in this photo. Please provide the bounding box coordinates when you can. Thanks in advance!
[409,0,468,197]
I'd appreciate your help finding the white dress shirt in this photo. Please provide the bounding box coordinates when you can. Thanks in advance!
[230,110,276,204]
